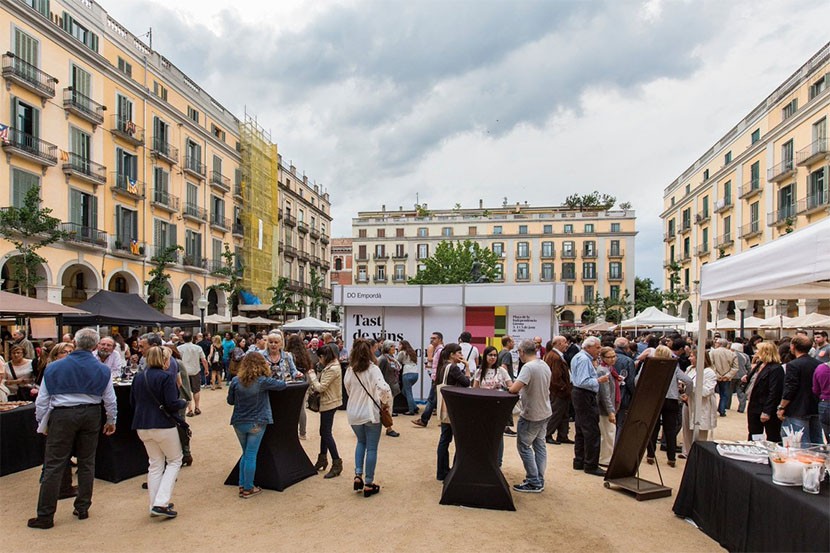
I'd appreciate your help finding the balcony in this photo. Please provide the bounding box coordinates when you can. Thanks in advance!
[695,244,710,257]
[309,227,320,239]
[739,179,762,200]
[111,115,144,146]
[739,221,762,240]
[767,158,795,183]
[321,259,331,271]
[679,251,692,263]
[1,127,57,167]
[373,275,388,283]
[146,244,180,263]
[539,272,556,282]
[581,250,597,259]
[210,214,230,232]
[663,259,675,269]
[516,273,530,282]
[608,272,624,282]
[62,153,106,185]
[607,249,624,258]
[561,250,576,259]
[151,188,180,213]
[356,275,369,284]
[392,274,407,283]
[297,221,309,234]
[695,212,710,225]
[60,222,107,250]
[796,139,828,167]
[183,202,207,223]
[287,280,303,292]
[110,173,145,200]
[663,231,676,243]
[233,183,243,201]
[391,252,408,260]
[516,250,530,259]
[713,233,734,249]
[283,213,296,227]
[354,253,369,262]
[798,190,830,216]
[373,252,389,260]
[582,273,597,282]
[680,222,692,234]
[320,233,330,245]
[207,259,224,274]
[713,197,733,214]
[283,245,297,259]
[183,156,206,180]
[182,254,206,270]
[151,137,178,165]
[767,204,796,227]
[297,249,311,262]
[210,171,230,193]
[232,222,244,237]
[111,238,146,259]
[63,88,105,126]
[540,249,556,260]
[2,53,57,101]
[561,273,576,281]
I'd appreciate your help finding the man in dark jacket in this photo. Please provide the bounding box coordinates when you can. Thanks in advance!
[613,337,636,442]
[778,335,822,443]
[544,337,573,444]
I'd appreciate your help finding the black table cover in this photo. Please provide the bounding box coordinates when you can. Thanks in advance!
[95,384,148,483]
[225,382,317,491]
[0,403,44,476]
[439,387,519,511]
[673,441,829,553]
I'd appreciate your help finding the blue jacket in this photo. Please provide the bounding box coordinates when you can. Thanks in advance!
[130,367,186,430]
[227,376,286,426]
[43,350,110,396]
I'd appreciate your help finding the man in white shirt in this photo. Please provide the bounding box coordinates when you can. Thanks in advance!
[458,331,479,376]
[96,337,123,379]
[178,332,208,416]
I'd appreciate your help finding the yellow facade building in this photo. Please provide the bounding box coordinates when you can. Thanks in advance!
[1,0,247,317]
[661,42,830,321]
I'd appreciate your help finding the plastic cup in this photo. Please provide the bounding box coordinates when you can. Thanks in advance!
[803,464,821,494]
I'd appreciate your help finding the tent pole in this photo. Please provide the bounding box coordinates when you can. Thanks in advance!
[693,301,708,442]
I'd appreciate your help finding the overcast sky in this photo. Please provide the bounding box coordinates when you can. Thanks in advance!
[104,0,829,287]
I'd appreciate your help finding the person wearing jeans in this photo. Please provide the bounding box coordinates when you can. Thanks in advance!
[778,336,822,444]
[397,340,420,415]
[433,344,471,480]
[307,344,344,478]
[228,352,286,498]
[344,339,392,497]
[813,361,830,442]
[509,340,552,492]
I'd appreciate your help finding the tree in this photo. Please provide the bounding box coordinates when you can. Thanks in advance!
[563,191,617,211]
[634,276,663,314]
[145,245,182,311]
[604,290,633,324]
[0,186,67,296]
[267,277,295,323]
[210,243,244,316]
[661,262,688,315]
[408,240,501,284]
[306,267,327,319]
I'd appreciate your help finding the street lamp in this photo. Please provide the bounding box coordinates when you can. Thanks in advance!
[735,299,750,339]
[197,295,208,334]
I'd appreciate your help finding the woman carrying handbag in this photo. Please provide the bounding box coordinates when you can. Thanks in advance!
[307,344,343,478]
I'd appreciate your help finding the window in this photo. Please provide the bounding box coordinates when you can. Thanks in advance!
[724,151,732,165]
[11,168,39,208]
[442,227,453,237]
[702,227,709,249]
[750,161,760,189]
[211,195,225,226]
[566,285,573,303]
[541,241,554,258]
[417,227,428,237]
[668,219,675,236]
[562,241,575,257]
[186,183,198,212]
[298,209,305,223]
[377,228,385,238]
[357,266,368,283]
[751,128,761,144]
[610,223,620,233]
[750,202,760,233]
[684,268,690,287]
[153,81,168,101]
[782,99,798,120]
[584,224,594,233]
[23,0,49,17]
[12,97,39,137]
[723,181,732,204]
[782,139,794,168]
[808,168,827,209]
[516,241,529,258]
[212,239,223,265]
[396,228,404,237]
[334,258,343,271]
[185,140,201,171]
[154,219,177,250]
[376,265,386,281]
[71,64,91,99]
[69,189,97,230]
[211,124,226,142]
[669,245,675,262]
[683,237,690,258]
[493,225,503,235]
[394,244,405,258]
[115,206,138,245]
[609,262,622,279]
[583,240,596,257]
[417,244,429,260]
[187,106,200,124]
[682,208,691,229]
[394,265,405,281]
[468,226,477,236]
[492,242,504,256]
[584,285,594,302]
[701,196,709,217]
[582,262,596,279]
[374,244,386,258]
[610,240,621,256]
[69,127,90,163]
[153,117,170,153]
[809,75,826,100]
[685,183,691,194]
[153,168,169,200]
[543,224,552,235]
[212,155,223,179]
[541,263,554,281]
[115,148,138,184]
[62,12,99,51]
[610,285,620,300]
[561,263,575,280]
[518,225,528,235]
[516,263,529,281]
[703,169,710,181]
[494,264,503,281]
[358,229,367,238]
[357,245,367,260]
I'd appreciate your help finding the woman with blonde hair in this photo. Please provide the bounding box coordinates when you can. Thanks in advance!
[227,352,286,498]
[680,349,718,457]
[741,341,784,442]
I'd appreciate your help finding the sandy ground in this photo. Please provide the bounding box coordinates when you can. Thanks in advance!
[1,388,750,553]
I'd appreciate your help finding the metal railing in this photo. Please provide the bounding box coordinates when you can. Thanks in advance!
[283,213,296,226]
[152,137,178,163]
[2,52,56,97]
[60,222,108,248]
[182,254,205,269]
[768,158,795,182]
[111,114,144,144]
[110,172,145,198]
[796,138,828,166]
[210,214,230,230]
[183,202,207,221]
[63,88,105,124]
[232,222,244,236]
[739,221,761,239]
[297,221,309,233]
[184,155,206,177]
[1,127,57,164]
[608,271,624,281]
[112,238,146,257]
[63,152,106,183]
[739,178,762,199]
[607,248,624,258]
[713,233,733,248]
[210,170,230,191]
[151,188,180,211]
[767,204,796,226]
[561,250,576,259]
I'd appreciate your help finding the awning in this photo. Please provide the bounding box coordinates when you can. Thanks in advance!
[0,291,89,317]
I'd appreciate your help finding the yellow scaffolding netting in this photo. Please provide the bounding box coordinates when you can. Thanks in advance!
[239,114,279,303]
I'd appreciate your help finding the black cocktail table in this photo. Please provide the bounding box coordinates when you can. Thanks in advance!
[96,383,148,483]
[0,403,44,476]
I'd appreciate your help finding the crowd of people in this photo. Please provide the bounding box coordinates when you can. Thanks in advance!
[5,322,829,528]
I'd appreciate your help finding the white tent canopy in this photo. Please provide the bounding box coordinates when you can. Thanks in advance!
[281,316,339,333]
[785,312,830,329]
[618,306,686,328]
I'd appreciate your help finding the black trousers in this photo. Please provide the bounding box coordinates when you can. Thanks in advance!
[546,395,571,440]
[37,404,101,519]
[319,408,339,459]
[572,388,601,469]
[647,399,680,462]
[747,410,782,442]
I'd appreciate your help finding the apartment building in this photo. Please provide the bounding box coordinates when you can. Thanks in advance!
[277,155,332,318]
[1,0,244,317]
[330,238,353,286]
[661,42,830,322]
[351,202,636,326]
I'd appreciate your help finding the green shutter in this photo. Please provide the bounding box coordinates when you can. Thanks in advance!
[69,189,82,224]
[90,32,98,53]
[169,224,177,247]
[90,194,98,228]
[62,11,72,33]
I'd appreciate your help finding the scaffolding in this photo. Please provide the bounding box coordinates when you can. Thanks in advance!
[239,112,279,303]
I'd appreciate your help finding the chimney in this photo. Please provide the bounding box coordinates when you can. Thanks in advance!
[399,206,403,211]
[303,175,308,185]
[290,164,296,175]
[479,199,483,209]
[382,204,386,212]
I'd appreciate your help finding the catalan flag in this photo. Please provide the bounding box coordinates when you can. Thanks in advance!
[0,124,9,144]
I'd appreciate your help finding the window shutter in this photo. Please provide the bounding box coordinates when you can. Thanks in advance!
[90,32,98,53]
[62,11,72,32]
[169,224,177,247]
[90,194,98,227]
[69,189,82,224]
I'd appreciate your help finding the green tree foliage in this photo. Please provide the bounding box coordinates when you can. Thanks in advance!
[634,276,664,314]
[408,240,501,284]
[210,243,244,316]
[661,262,688,315]
[267,277,295,322]
[306,267,327,319]
[0,186,67,296]
[145,245,182,311]
[563,191,617,211]
[582,291,633,325]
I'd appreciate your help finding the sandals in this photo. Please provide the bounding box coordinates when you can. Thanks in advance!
[194,408,202,416]
[241,486,262,498]
[186,411,194,417]
[353,475,364,491]
[363,483,380,498]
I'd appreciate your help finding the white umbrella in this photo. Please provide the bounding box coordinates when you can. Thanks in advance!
[175,313,201,321]
[281,316,339,333]
[248,316,277,325]
[759,315,796,329]
[785,312,830,329]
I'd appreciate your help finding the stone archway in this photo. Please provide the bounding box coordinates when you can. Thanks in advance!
[107,270,141,294]
[0,253,51,299]
[560,309,575,328]
[60,262,101,306]
[180,281,201,316]
[679,300,693,323]
[580,310,593,325]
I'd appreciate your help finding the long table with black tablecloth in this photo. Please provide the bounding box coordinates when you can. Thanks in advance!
[95,383,148,483]
[225,382,317,491]
[439,386,519,511]
[672,441,829,553]
[0,403,44,476]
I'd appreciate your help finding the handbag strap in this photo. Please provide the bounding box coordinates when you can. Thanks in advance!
[142,370,177,424]
[355,370,382,411]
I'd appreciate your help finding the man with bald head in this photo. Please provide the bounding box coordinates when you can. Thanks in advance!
[96,336,123,379]
[543,336,572,445]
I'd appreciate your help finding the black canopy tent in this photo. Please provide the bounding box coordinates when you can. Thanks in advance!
[63,290,198,327]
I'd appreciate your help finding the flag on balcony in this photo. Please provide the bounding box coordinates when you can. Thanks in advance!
[130,239,140,255]
[60,149,69,161]
[0,124,9,144]
[125,121,136,135]
[127,178,138,195]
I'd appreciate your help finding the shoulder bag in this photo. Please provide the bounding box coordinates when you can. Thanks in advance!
[436,363,453,425]
[143,371,191,438]
[355,371,393,428]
